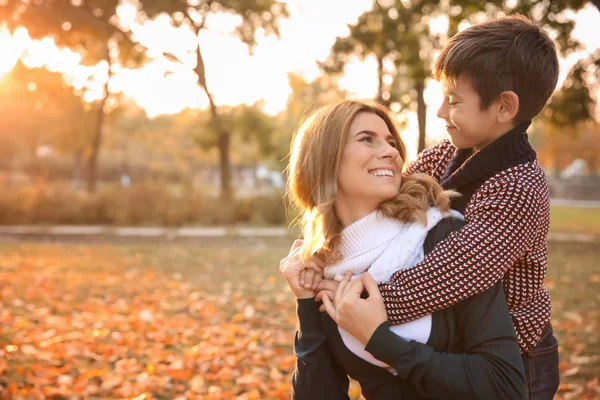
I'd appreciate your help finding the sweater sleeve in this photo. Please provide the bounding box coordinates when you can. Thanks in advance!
[292,298,350,400]
[406,140,453,178]
[379,177,541,325]
[365,284,527,400]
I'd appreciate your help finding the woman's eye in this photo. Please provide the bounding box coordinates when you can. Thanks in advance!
[388,141,398,148]
[360,136,372,143]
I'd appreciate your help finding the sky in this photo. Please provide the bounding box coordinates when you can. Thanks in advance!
[1,0,599,160]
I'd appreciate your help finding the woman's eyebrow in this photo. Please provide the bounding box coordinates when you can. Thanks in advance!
[354,130,377,137]
[354,130,394,139]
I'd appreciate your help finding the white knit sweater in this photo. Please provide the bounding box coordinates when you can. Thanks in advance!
[324,207,462,369]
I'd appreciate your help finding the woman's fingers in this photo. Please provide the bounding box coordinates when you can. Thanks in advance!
[335,272,352,306]
[348,274,365,297]
[362,272,382,299]
[316,279,339,293]
[321,293,337,321]
[315,289,334,304]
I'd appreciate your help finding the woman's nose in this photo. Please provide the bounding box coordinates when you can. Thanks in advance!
[380,142,399,159]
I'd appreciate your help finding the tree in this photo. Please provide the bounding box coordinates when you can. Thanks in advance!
[535,51,598,176]
[138,0,289,201]
[0,61,90,178]
[0,0,147,192]
[321,0,591,154]
[274,73,345,169]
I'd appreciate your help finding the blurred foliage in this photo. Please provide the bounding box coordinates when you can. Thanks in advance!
[0,61,93,166]
[321,0,598,154]
[543,51,599,129]
[137,0,289,201]
[533,119,600,176]
[533,49,600,175]
[0,0,598,196]
[0,182,287,226]
[0,0,148,192]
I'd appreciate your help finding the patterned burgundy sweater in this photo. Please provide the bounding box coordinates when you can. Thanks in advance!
[379,132,551,352]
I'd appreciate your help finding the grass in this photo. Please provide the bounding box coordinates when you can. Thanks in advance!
[550,206,600,237]
[0,237,598,399]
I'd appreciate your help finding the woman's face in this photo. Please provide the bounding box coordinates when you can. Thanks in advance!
[335,112,403,224]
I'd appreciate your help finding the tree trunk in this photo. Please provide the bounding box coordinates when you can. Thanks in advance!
[195,30,233,201]
[72,148,83,189]
[376,55,384,105]
[86,43,112,193]
[415,80,427,153]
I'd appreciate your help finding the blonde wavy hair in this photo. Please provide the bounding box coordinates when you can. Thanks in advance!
[287,100,458,264]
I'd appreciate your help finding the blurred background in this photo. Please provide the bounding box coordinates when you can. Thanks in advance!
[0,1,598,399]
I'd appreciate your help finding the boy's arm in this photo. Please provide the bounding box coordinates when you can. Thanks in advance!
[405,140,454,177]
[379,177,542,325]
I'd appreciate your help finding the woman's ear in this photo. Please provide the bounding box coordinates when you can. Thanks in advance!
[497,91,519,123]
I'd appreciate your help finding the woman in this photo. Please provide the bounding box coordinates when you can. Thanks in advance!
[279,100,527,399]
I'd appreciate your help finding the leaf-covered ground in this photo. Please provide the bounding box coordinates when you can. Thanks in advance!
[0,238,598,399]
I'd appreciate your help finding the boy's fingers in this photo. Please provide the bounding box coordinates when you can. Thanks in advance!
[299,269,306,286]
[304,259,323,272]
[312,273,323,290]
[303,269,315,289]
[314,256,326,269]
[288,239,303,257]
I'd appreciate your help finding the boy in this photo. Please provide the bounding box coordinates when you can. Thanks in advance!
[295,14,560,399]
[373,15,560,399]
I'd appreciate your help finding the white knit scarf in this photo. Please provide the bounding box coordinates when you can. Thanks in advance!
[324,207,463,369]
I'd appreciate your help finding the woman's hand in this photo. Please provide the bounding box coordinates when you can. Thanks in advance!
[315,279,340,311]
[279,240,317,299]
[321,272,388,345]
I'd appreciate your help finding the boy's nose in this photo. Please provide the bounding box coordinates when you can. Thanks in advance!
[437,101,448,119]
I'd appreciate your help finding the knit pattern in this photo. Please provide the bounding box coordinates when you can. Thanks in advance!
[324,208,459,282]
[324,208,461,370]
[379,140,552,352]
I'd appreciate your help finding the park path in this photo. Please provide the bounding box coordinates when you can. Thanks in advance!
[0,199,597,242]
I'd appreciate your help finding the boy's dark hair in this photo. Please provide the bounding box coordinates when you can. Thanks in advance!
[434,15,559,123]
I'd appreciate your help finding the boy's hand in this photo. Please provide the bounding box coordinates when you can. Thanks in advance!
[300,255,325,290]
[279,240,315,299]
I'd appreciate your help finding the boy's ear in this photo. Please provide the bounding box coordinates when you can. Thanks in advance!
[497,91,519,123]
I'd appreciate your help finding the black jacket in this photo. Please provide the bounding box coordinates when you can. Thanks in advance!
[292,217,527,400]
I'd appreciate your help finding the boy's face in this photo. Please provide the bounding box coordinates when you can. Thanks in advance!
[437,75,505,151]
